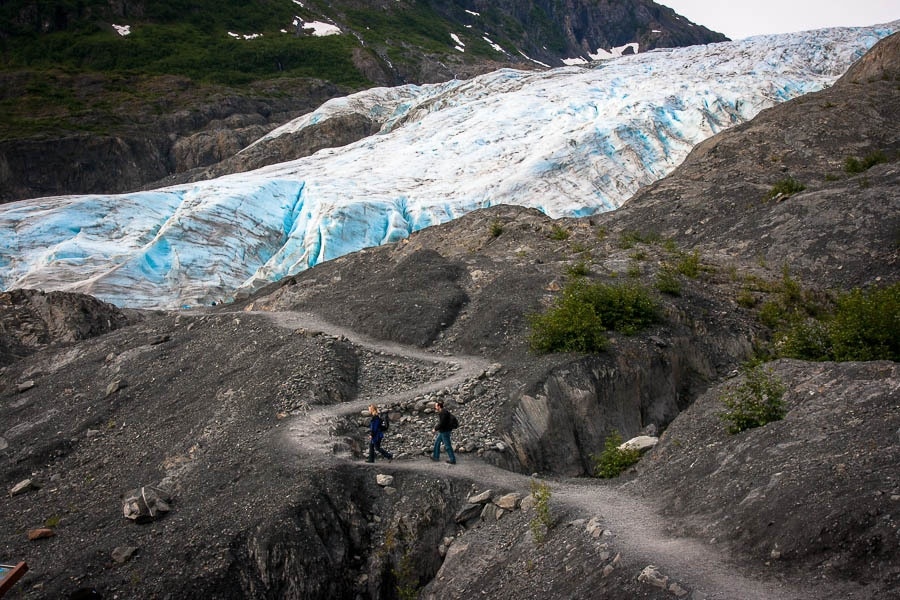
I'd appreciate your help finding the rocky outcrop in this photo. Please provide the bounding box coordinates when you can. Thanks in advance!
[452,0,728,61]
[0,289,134,367]
[0,79,346,202]
[162,110,385,187]
[502,325,754,475]
[630,359,900,590]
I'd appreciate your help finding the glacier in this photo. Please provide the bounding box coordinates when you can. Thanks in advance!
[0,22,896,310]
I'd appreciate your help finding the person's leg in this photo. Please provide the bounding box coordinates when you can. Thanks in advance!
[367,439,375,462]
[432,434,441,460]
[376,439,393,459]
[443,432,456,463]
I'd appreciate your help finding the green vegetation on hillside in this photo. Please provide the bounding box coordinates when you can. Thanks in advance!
[592,431,641,478]
[844,150,889,174]
[529,279,660,353]
[720,363,786,434]
[747,267,899,362]
[775,282,900,362]
[3,21,367,86]
[0,0,473,138]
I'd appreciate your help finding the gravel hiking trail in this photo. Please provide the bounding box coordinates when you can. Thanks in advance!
[259,310,852,600]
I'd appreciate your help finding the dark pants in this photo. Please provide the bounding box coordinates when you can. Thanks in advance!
[432,431,456,463]
[368,437,393,462]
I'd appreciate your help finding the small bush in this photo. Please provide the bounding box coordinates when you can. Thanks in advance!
[736,289,757,308]
[766,177,806,200]
[720,364,787,434]
[393,550,419,600]
[592,431,641,478]
[529,280,660,353]
[655,268,681,296]
[570,241,589,254]
[528,281,608,353]
[566,260,590,278]
[757,268,823,329]
[489,219,503,238]
[776,318,831,361]
[619,229,662,249]
[529,480,553,543]
[674,251,701,278]
[775,283,899,362]
[828,284,900,361]
[549,224,570,240]
[844,150,888,174]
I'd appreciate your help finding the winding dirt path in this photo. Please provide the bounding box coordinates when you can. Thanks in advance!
[258,310,840,600]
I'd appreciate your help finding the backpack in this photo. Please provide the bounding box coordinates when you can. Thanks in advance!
[380,414,390,432]
[448,413,459,430]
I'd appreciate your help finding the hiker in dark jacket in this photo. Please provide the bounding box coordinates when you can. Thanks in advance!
[431,401,456,464]
[367,404,393,463]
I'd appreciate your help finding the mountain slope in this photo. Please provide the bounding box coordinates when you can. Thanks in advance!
[0,0,727,202]
[0,23,894,310]
[608,30,900,291]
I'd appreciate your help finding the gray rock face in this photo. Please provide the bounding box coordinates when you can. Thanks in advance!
[0,289,134,367]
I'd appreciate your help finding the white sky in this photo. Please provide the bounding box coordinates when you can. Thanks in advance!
[658,1,899,40]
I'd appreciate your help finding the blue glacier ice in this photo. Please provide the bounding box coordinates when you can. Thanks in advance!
[0,22,896,309]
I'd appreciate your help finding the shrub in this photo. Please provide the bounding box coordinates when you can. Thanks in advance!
[585,281,660,335]
[549,224,570,240]
[528,281,608,353]
[736,289,757,308]
[529,280,660,353]
[655,267,681,296]
[775,283,899,362]
[844,150,888,175]
[529,480,553,543]
[776,318,831,361]
[674,251,701,278]
[393,550,419,600]
[570,241,589,254]
[566,260,590,278]
[592,431,641,478]
[489,219,503,238]
[828,284,900,361]
[720,364,787,434]
[757,268,823,329]
[765,177,806,200]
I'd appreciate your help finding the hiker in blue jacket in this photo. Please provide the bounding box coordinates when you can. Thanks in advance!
[431,401,457,464]
[367,404,393,463]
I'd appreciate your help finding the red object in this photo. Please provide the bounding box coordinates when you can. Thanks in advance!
[0,562,28,597]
